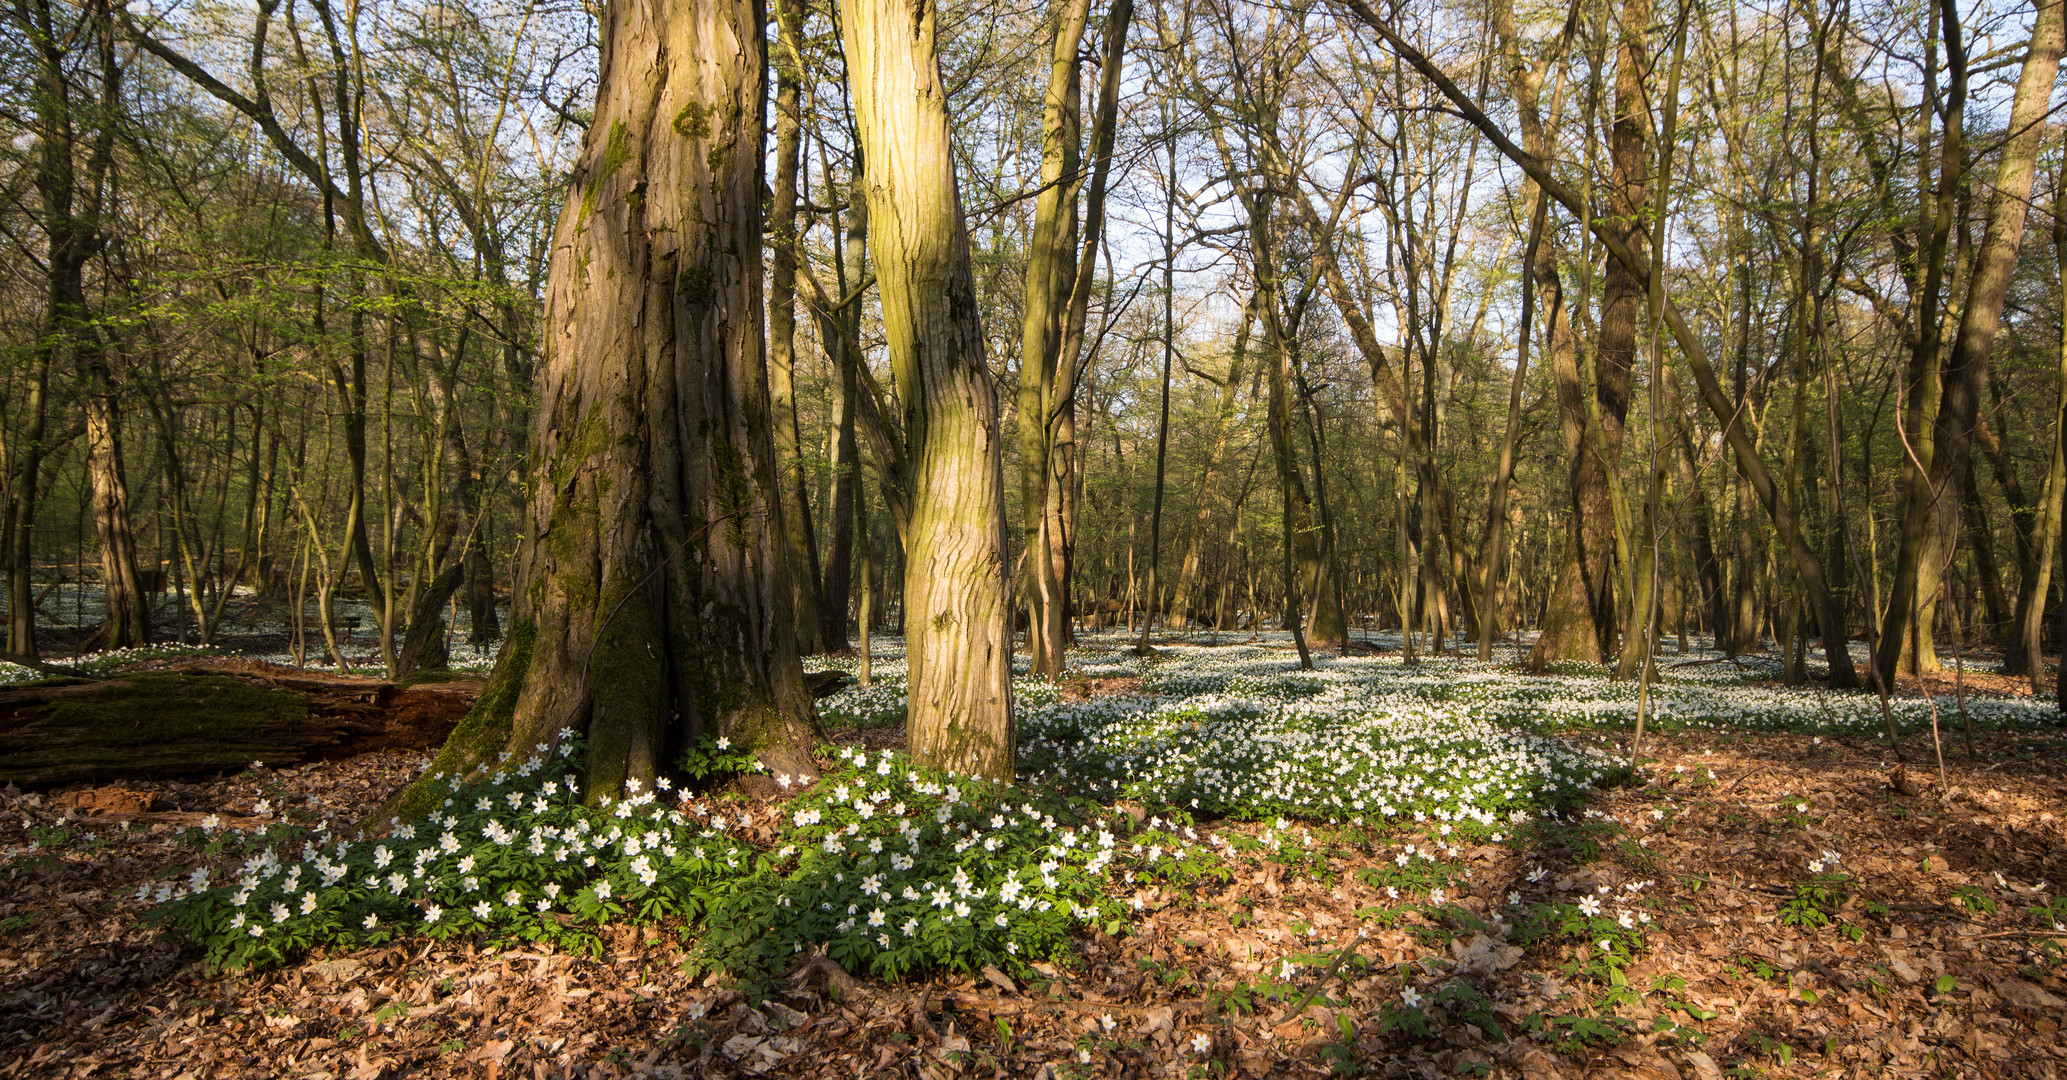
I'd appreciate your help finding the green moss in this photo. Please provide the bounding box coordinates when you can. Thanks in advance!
[580,586,668,805]
[710,442,753,546]
[392,669,480,689]
[678,264,714,308]
[580,120,634,220]
[379,614,537,823]
[673,101,711,140]
[0,675,311,786]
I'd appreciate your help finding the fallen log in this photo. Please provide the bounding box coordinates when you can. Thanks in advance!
[0,659,480,786]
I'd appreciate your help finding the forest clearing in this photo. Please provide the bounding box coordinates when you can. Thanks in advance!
[2,634,2065,1078]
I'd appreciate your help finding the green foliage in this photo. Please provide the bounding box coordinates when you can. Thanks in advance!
[160,737,1227,983]
[1780,872,1849,929]
[1952,885,1998,917]
[674,733,756,783]
[1506,898,1647,982]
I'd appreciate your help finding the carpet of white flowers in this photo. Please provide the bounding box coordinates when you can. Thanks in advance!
[149,636,1624,985]
[7,631,2067,1078]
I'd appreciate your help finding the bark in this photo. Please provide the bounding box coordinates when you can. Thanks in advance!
[1489,0,1577,662]
[1878,0,1966,681]
[1018,0,1091,678]
[0,664,479,787]
[83,374,150,651]
[769,0,825,656]
[815,160,869,652]
[1907,0,2064,671]
[392,0,819,813]
[840,0,1016,782]
[1667,374,1728,643]
[1538,0,1647,668]
[1137,123,1178,654]
[394,560,466,679]
[2020,173,2067,689]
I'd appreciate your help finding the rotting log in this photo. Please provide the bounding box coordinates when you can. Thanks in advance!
[0,660,480,786]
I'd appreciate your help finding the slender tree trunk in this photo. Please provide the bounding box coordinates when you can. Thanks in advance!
[1018,0,1091,678]
[2021,171,2067,689]
[840,0,1015,781]
[769,0,824,656]
[1911,0,2063,672]
[1136,121,1178,654]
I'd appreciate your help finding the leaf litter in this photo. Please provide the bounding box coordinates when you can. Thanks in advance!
[3,647,2065,1078]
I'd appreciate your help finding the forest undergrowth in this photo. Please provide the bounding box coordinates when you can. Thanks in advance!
[2,632,2064,1079]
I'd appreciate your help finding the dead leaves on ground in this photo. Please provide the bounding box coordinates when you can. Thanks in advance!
[4,730,2067,1078]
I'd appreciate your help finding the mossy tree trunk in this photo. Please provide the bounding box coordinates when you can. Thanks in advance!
[394,0,818,813]
[839,0,1015,783]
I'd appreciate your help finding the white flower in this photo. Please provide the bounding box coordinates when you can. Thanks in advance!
[1598,939,1613,952]
[1400,986,1422,1008]
[1578,895,1601,917]
[426,905,443,923]
[1191,1032,1211,1054]
[472,901,492,919]
[362,914,378,929]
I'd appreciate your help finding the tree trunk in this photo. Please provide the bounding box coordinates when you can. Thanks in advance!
[1909,0,2063,673]
[390,0,818,814]
[1172,294,1255,624]
[1018,0,1091,678]
[769,0,825,657]
[2019,173,2067,689]
[1537,0,1647,668]
[840,0,1016,781]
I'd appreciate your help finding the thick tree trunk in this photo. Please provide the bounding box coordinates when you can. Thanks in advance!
[391,0,818,814]
[840,0,1015,782]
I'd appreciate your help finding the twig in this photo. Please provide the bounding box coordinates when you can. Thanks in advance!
[1271,925,1365,1025]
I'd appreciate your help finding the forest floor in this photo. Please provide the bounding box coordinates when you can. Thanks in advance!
[2,637,2065,1079]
